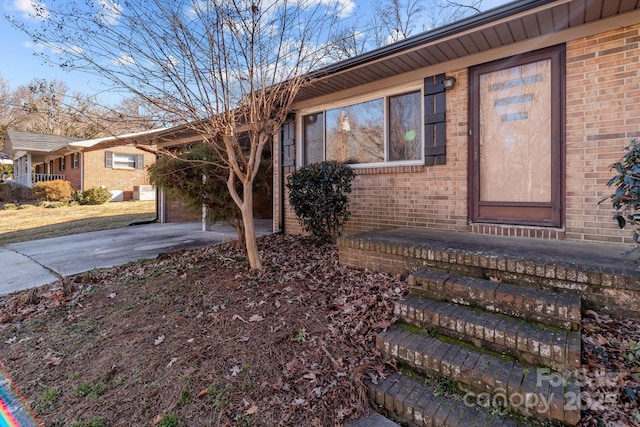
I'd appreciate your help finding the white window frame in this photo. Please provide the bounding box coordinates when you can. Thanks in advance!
[113,153,137,169]
[297,82,424,168]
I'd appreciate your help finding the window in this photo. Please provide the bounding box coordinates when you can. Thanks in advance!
[302,89,423,166]
[389,92,422,161]
[326,98,384,164]
[72,153,80,169]
[59,156,66,171]
[105,151,144,169]
[303,113,323,165]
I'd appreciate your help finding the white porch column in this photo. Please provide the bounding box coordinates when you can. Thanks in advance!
[26,154,32,188]
[15,157,24,186]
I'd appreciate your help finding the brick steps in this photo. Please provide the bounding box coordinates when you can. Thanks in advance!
[376,325,580,425]
[368,372,528,426]
[409,270,581,330]
[395,294,581,372]
[363,265,582,425]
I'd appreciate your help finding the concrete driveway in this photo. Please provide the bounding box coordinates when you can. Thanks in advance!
[1,219,272,295]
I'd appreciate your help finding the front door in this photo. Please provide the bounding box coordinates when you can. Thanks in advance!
[469,45,564,228]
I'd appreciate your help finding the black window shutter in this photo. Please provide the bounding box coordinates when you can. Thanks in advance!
[136,154,144,169]
[281,120,295,174]
[105,151,113,168]
[424,74,447,165]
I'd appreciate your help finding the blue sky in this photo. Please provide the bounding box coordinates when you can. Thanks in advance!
[1,0,510,107]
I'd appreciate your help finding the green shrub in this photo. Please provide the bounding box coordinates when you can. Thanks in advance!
[601,139,640,253]
[17,204,35,209]
[1,203,17,210]
[148,143,271,246]
[286,160,355,245]
[32,180,74,202]
[76,187,112,205]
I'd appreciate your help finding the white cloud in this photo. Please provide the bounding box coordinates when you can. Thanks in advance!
[9,0,49,20]
[114,52,135,66]
[96,0,122,25]
[333,0,356,18]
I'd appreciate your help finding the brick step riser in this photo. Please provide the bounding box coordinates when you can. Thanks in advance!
[409,271,582,331]
[376,329,580,425]
[395,299,581,373]
[367,373,523,427]
[409,284,575,331]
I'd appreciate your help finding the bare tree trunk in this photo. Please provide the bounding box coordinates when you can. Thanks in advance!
[240,183,261,269]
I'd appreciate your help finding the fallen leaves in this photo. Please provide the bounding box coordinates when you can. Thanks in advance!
[0,234,407,426]
[248,314,264,322]
[582,310,640,426]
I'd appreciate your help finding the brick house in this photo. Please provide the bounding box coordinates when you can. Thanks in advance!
[4,130,156,201]
[271,0,640,247]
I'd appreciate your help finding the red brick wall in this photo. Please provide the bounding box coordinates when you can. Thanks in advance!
[283,24,640,246]
[64,154,82,191]
[164,193,200,222]
[564,24,640,244]
[83,143,155,201]
[46,154,81,190]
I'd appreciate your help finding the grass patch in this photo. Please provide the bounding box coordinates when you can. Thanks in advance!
[37,387,60,412]
[0,201,155,244]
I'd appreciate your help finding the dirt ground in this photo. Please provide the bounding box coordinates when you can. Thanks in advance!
[0,235,405,426]
[1,234,639,426]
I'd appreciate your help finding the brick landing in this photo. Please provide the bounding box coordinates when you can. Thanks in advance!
[338,228,640,319]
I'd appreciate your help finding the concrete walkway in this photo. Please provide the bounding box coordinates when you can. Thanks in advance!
[1,219,273,295]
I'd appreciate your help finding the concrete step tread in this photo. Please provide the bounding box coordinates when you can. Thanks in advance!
[368,372,530,427]
[409,269,581,329]
[376,325,580,425]
[395,295,581,371]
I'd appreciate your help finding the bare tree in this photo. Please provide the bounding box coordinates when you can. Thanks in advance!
[330,0,486,59]
[11,0,343,269]
[375,0,426,44]
[12,78,109,138]
[0,75,17,146]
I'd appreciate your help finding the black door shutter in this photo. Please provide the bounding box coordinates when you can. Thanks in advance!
[281,120,295,174]
[424,74,447,166]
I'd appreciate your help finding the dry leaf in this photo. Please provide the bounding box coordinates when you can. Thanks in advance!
[249,314,264,322]
[196,389,209,398]
[154,335,165,345]
[246,405,258,415]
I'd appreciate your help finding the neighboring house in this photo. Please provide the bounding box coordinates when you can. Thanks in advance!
[268,0,640,247]
[3,130,157,201]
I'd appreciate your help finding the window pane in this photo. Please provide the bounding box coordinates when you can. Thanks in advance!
[479,59,551,202]
[326,98,384,164]
[303,113,324,165]
[113,153,136,168]
[389,91,422,161]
